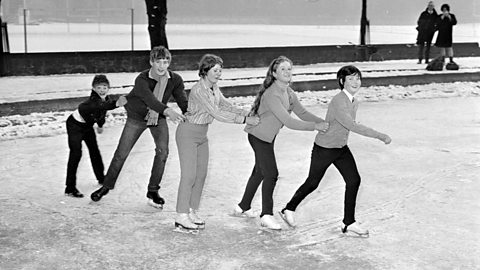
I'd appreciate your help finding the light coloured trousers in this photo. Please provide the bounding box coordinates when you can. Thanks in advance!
[175,122,209,214]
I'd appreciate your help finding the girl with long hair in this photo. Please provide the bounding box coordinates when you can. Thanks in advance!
[233,56,329,230]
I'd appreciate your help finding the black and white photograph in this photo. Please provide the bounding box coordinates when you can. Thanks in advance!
[0,0,479,269]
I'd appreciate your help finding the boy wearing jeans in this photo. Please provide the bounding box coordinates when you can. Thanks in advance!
[280,65,391,236]
[90,46,188,207]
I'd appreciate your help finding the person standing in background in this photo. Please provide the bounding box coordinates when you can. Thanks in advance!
[435,4,457,64]
[145,0,169,49]
[416,1,437,64]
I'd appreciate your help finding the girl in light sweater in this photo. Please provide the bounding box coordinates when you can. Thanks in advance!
[233,56,329,230]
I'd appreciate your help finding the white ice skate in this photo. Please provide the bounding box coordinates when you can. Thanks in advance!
[340,221,369,238]
[232,205,257,218]
[189,208,205,230]
[174,213,200,234]
[260,215,282,230]
[278,209,296,228]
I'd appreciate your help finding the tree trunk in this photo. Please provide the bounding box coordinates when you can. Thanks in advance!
[145,0,168,49]
[360,0,368,45]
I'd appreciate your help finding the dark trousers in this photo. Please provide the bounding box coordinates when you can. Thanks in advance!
[66,115,104,189]
[418,42,432,62]
[148,19,168,49]
[239,134,278,217]
[285,144,361,226]
[103,117,169,192]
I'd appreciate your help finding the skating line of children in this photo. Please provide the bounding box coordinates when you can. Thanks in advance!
[66,46,391,235]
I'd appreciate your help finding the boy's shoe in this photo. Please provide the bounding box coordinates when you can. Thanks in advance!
[65,187,84,198]
[174,213,200,234]
[189,208,205,229]
[340,221,369,237]
[146,191,165,209]
[260,215,282,230]
[279,209,296,228]
[232,205,257,218]
[90,186,109,202]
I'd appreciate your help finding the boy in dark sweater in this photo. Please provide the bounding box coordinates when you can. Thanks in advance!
[90,46,188,208]
[280,65,391,237]
[65,75,127,198]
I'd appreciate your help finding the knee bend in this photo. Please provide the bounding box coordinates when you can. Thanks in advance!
[156,148,169,161]
[347,176,361,188]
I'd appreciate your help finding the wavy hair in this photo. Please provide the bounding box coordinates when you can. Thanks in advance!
[250,56,293,115]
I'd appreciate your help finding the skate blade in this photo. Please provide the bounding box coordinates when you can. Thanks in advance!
[174,223,199,234]
[260,223,282,231]
[147,199,164,209]
[228,212,257,219]
[278,211,296,228]
[194,223,206,230]
[342,231,370,238]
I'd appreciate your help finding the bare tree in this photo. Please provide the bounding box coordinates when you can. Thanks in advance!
[145,0,168,49]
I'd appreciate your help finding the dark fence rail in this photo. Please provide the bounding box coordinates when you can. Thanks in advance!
[2,42,479,76]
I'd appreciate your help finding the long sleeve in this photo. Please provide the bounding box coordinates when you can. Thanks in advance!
[171,75,188,114]
[218,91,250,116]
[290,91,325,123]
[190,86,244,124]
[333,99,385,140]
[132,76,168,114]
[264,94,315,131]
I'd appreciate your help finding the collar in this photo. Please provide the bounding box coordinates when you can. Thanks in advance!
[342,89,354,103]
[148,69,171,81]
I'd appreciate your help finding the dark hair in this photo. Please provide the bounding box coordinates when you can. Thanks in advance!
[250,56,293,115]
[150,46,171,62]
[92,74,110,87]
[198,54,223,77]
[440,4,450,11]
[336,65,362,90]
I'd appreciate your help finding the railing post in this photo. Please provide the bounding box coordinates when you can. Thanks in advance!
[23,9,27,53]
[131,8,134,51]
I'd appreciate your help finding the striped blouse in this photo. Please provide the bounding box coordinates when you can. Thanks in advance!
[185,79,249,125]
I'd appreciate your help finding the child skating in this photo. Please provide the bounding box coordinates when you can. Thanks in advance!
[65,75,127,197]
[280,65,391,237]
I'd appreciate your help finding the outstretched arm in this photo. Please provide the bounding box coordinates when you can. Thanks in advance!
[191,87,245,124]
[333,99,389,142]
[290,91,325,123]
[264,94,315,131]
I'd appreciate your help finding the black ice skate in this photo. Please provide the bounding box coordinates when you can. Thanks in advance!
[65,187,84,198]
[146,191,165,209]
[90,186,109,202]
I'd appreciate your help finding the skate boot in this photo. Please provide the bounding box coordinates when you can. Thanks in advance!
[279,208,296,228]
[90,186,109,202]
[65,187,84,198]
[174,213,200,234]
[232,205,257,218]
[260,215,282,230]
[189,209,205,229]
[340,221,369,237]
[146,191,165,209]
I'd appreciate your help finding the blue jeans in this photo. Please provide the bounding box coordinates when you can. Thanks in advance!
[103,117,169,192]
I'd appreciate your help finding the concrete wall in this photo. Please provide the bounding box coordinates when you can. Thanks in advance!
[2,42,479,76]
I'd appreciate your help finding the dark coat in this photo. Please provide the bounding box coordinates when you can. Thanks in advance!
[435,13,457,47]
[124,69,188,122]
[416,8,438,44]
[78,91,117,127]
